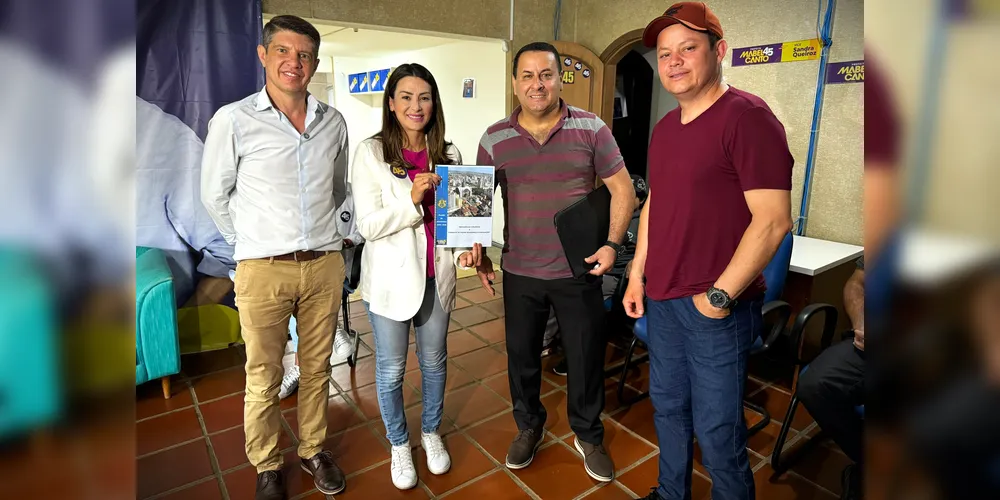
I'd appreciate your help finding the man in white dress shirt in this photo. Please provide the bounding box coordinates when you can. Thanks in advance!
[201,15,348,500]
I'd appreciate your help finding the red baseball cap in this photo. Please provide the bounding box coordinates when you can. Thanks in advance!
[642,2,724,48]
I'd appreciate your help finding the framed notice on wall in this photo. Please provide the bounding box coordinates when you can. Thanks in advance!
[462,78,476,98]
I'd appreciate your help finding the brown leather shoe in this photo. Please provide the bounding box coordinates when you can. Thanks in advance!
[255,470,287,500]
[574,436,614,482]
[300,450,346,495]
[505,428,543,469]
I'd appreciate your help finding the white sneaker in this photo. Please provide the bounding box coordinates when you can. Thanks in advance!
[331,327,353,362]
[278,365,300,400]
[421,432,451,475]
[390,444,418,490]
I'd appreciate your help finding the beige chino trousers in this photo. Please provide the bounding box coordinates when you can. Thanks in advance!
[234,252,344,472]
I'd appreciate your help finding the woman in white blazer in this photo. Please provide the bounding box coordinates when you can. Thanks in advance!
[350,63,486,490]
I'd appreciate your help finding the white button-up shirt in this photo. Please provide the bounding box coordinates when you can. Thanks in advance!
[201,87,349,261]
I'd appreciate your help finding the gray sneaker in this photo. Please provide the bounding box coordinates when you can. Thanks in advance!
[505,428,543,469]
[574,436,614,482]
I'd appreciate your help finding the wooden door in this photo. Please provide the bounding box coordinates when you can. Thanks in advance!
[550,41,605,117]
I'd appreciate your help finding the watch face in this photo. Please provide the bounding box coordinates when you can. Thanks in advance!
[708,290,727,308]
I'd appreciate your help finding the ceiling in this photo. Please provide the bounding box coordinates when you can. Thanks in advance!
[262,17,460,58]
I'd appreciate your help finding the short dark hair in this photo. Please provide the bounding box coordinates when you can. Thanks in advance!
[512,42,561,77]
[262,15,321,58]
[707,31,721,49]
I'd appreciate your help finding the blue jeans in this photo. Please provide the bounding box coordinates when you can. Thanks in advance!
[646,295,762,500]
[366,278,449,446]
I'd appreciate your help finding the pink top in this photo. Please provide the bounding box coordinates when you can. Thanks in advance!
[402,148,435,278]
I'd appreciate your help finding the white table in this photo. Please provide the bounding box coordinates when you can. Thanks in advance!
[789,235,864,276]
[899,229,999,287]
[784,236,865,340]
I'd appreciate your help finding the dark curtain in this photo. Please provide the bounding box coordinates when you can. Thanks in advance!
[137,0,264,140]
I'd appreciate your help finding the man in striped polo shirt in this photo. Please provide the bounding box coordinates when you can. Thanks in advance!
[475,41,635,482]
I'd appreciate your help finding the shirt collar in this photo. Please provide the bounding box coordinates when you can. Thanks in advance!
[254,86,325,115]
[254,86,273,111]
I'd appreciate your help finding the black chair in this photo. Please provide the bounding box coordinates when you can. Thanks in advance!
[770,302,842,473]
[743,232,795,436]
[341,243,364,368]
[605,272,650,406]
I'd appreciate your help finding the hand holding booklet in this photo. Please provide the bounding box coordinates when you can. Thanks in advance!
[434,165,495,248]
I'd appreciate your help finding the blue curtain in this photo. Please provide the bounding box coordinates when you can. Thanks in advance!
[137,0,264,140]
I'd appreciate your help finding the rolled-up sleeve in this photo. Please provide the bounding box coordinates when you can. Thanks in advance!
[200,109,239,244]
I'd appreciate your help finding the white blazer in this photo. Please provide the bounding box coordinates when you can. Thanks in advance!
[351,137,469,322]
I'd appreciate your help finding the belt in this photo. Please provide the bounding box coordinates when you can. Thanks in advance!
[269,250,332,262]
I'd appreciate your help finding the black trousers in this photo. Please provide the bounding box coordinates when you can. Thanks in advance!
[503,271,607,444]
[797,339,865,462]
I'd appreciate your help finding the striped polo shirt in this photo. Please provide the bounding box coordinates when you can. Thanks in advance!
[477,100,625,280]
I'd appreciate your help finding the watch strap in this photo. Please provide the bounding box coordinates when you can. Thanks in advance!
[605,240,623,254]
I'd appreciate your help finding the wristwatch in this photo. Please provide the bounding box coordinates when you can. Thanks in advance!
[706,287,735,309]
[604,240,623,255]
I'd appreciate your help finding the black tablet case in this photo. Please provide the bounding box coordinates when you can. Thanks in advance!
[553,185,611,279]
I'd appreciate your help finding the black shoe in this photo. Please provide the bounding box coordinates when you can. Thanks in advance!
[640,487,664,499]
[841,464,862,500]
[300,450,347,495]
[255,470,287,500]
[552,358,568,376]
[505,428,544,469]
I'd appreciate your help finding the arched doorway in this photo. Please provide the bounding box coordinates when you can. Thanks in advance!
[600,29,678,179]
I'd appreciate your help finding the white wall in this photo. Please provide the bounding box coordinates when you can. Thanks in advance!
[331,38,508,243]
[307,70,332,106]
[328,56,383,173]
[641,48,678,145]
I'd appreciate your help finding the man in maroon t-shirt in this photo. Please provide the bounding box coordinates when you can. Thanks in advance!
[623,3,794,500]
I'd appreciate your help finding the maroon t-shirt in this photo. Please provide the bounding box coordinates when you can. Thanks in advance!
[864,50,901,166]
[403,148,435,278]
[645,87,794,301]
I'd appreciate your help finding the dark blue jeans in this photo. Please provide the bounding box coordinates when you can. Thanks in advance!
[646,295,762,500]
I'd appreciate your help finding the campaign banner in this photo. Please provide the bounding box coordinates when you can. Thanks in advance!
[732,39,821,67]
[780,39,821,62]
[826,60,865,83]
[732,42,782,66]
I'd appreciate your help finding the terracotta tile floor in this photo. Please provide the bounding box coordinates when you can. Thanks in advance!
[136,271,846,499]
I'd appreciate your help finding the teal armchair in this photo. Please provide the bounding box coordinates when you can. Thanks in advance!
[136,247,181,398]
[0,249,59,438]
